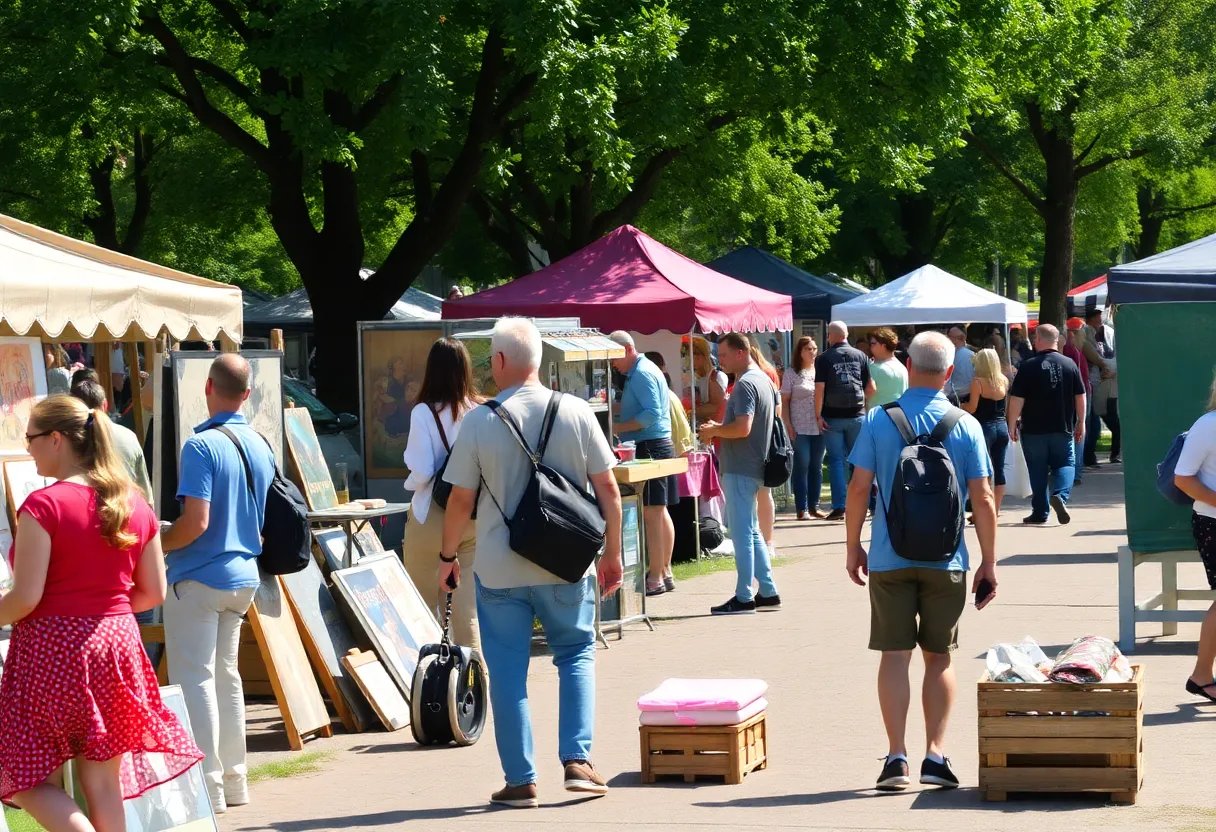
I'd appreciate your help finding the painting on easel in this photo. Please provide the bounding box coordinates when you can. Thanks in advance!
[0,338,48,458]
[172,351,285,465]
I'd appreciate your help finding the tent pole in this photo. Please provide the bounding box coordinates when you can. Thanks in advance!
[689,328,702,562]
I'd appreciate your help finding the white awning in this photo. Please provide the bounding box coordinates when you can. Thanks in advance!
[830,264,1027,326]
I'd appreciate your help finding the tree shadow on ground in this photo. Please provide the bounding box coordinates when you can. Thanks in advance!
[233,797,603,830]
[998,552,1116,566]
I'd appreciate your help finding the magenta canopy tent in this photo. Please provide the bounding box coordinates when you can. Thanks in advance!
[442,225,793,334]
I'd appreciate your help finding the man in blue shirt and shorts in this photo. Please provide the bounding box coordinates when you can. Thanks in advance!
[161,354,275,814]
[846,331,999,792]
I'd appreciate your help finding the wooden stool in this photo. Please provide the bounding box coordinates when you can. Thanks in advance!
[639,711,767,784]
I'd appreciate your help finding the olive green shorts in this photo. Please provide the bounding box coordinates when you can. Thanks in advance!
[868,568,967,654]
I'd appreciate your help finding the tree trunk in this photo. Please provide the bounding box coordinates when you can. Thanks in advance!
[1027,273,1035,304]
[1135,184,1166,259]
[303,263,377,415]
[1035,140,1078,328]
[1004,263,1019,301]
[988,256,1000,294]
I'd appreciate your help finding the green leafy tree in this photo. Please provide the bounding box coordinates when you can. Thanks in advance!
[962,0,1216,326]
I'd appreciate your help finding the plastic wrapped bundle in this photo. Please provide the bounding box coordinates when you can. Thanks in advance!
[1048,636,1129,685]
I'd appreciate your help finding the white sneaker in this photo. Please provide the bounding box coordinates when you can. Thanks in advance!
[224,776,250,807]
[208,788,227,815]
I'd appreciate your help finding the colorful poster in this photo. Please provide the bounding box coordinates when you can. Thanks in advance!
[284,407,338,510]
[0,338,49,458]
[360,329,441,479]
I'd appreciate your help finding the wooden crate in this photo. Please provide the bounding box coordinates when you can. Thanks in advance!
[639,711,767,785]
[977,664,1144,804]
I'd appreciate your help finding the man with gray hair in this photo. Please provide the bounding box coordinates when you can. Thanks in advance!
[1007,323,1087,525]
[815,320,876,520]
[607,331,677,595]
[946,325,975,404]
[847,330,997,792]
[440,317,623,808]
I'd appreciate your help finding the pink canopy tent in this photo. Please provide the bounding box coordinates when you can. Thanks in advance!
[442,225,793,334]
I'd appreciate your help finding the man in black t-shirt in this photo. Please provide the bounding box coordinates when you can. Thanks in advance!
[1007,323,1087,526]
[815,321,876,520]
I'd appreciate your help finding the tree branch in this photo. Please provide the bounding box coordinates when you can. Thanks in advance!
[1075,130,1103,165]
[353,72,404,131]
[1075,146,1150,179]
[963,129,1046,214]
[187,57,262,113]
[1154,197,1216,221]
[204,0,254,42]
[140,12,275,174]
[122,129,154,255]
[410,150,432,217]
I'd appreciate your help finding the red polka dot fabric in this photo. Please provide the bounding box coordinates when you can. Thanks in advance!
[0,614,203,804]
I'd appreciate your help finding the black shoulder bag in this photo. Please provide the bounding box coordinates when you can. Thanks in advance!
[212,426,311,576]
[429,406,454,510]
[482,393,606,583]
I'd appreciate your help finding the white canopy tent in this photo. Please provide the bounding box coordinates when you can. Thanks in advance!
[830,264,1027,326]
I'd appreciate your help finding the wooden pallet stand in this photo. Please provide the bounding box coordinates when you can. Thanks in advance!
[977,664,1144,804]
[639,711,767,785]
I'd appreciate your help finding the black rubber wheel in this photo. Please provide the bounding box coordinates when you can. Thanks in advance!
[447,650,488,746]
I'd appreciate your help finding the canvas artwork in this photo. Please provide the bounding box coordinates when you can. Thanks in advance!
[4,458,52,522]
[313,527,351,573]
[0,338,49,458]
[360,328,439,479]
[332,555,441,700]
[353,526,385,559]
[284,407,338,510]
[462,336,499,398]
[172,352,285,465]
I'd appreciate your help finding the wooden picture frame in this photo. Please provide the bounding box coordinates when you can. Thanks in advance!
[313,527,350,573]
[280,557,376,733]
[331,555,441,702]
[246,574,333,750]
[353,526,385,559]
[4,457,52,525]
[171,350,285,465]
[284,406,338,510]
[342,649,409,732]
[0,337,49,459]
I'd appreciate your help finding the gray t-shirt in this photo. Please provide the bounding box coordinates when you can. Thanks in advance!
[443,383,616,589]
[719,368,775,481]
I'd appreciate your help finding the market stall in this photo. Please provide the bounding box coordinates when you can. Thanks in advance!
[1108,233,1216,651]
[830,264,1027,328]
[1067,273,1108,317]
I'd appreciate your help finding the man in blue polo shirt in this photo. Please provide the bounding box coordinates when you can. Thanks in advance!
[845,331,998,794]
[609,331,677,596]
[161,354,275,814]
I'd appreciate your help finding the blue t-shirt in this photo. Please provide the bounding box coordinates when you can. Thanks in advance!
[618,355,672,442]
[168,412,275,590]
[848,387,992,573]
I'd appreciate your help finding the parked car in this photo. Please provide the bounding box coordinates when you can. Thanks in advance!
[282,376,365,499]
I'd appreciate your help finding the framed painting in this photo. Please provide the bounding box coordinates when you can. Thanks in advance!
[358,327,440,479]
[353,526,385,559]
[171,351,285,465]
[0,338,49,459]
[284,407,338,510]
[313,527,351,573]
[332,555,441,701]
[3,458,52,524]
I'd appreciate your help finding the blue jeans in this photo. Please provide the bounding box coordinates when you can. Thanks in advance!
[1021,432,1075,520]
[981,421,1010,486]
[723,472,778,602]
[791,433,826,513]
[824,416,864,510]
[475,575,597,787]
[1083,398,1100,467]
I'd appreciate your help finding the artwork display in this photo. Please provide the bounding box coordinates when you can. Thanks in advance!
[360,328,441,479]
[4,458,52,523]
[313,527,351,573]
[602,494,646,624]
[284,407,338,510]
[67,685,218,832]
[342,649,409,732]
[172,351,285,465]
[463,336,498,398]
[0,338,48,459]
[353,527,385,559]
[332,555,441,701]
[281,557,376,732]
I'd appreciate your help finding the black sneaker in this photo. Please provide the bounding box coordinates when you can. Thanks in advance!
[710,596,757,615]
[1022,514,1048,525]
[920,757,959,789]
[824,509,846,521]
[754,593,782,611]
[1050,494,1071,525]
[875,756,910,791]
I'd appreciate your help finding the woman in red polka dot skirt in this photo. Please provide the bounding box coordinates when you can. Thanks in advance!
[0,396,202,831]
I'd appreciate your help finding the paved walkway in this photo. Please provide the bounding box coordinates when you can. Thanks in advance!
[224,466,1216,832]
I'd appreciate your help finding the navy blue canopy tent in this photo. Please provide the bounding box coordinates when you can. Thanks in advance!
[1109,232,1216,304]
[706,246,860,320]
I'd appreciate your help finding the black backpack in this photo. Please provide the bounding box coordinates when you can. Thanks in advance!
[483,393,606,583]
[878,403,966,563]
[213,426,311,576]
[761,384,794,488]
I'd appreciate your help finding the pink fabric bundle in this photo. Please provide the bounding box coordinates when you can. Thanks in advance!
[637,678,768,726]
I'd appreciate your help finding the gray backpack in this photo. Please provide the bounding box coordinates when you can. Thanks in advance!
[879,403,966,562]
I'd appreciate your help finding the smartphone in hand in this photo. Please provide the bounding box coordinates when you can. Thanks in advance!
[974,578,995,610]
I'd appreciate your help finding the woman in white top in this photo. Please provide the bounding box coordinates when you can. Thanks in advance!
[402,338,481,648]
[1175,374,1216,701]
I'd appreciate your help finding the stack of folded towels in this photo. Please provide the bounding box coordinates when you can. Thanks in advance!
[637,678,768,727]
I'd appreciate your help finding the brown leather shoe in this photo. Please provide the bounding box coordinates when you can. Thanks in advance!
[490,783,539,808]
[563,760,609,795]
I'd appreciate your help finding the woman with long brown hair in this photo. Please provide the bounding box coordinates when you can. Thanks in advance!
[403,337,482,647]
[781,336,825,519]
[0,396,200,831]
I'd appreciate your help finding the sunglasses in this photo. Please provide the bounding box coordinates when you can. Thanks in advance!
[24,430,52,449]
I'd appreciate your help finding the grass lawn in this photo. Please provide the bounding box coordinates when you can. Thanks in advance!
[672,554,790,582]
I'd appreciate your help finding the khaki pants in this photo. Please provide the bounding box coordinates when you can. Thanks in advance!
[402,503,479,649]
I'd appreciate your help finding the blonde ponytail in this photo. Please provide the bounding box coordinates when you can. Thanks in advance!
[27,397,138,549]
